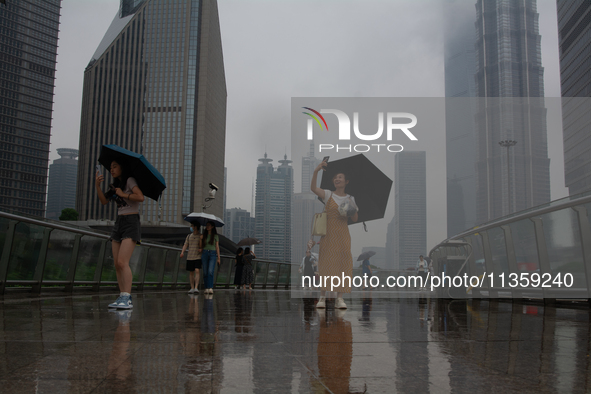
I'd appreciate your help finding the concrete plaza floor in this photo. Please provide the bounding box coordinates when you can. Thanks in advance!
[0,290,590,393]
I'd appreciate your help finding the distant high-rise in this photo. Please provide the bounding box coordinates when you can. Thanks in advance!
[292,143,323,264]
[385,215,397,270]
[444,0,478,236]
[255,153,293,261]
[301,141,321,193]
[292,193,323,264]
[474,0,550,222]
[46,148,78,220]
[225,207,255,245]
[392,152,426,270]
[0,0,62,216]
[76,0,226,223]
[557,0,591,195]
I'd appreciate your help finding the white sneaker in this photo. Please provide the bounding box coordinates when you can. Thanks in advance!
[188,288,195,293]
[316,296,326,308]
[336,298,347,309]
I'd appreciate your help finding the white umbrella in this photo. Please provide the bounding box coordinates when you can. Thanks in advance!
[184,212,225,227]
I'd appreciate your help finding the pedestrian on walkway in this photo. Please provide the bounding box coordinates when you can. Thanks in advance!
[416,255,428,290]
[233,248,244,289]
[181,223,202,294]
[200,221,220,294]
[299,250,317,289]
[242,247,255,290]
[95,159,144,309]
[311,160,358,309]
[361,257,372,290]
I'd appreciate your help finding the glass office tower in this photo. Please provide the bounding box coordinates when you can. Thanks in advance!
[76,0,227,223]
[0,0,61,216]
[46,148,78,220]
[444,0,478,237]
[557,0,591,195]
[255,153,293,262]
[393,151,426,270]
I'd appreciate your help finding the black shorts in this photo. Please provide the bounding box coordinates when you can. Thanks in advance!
[186,259,202,271]
[110,214,141,243]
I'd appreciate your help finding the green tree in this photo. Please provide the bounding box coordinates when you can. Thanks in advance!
[59,208,79,221]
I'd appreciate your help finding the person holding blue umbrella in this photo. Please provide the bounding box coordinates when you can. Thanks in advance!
[96,144,166,309]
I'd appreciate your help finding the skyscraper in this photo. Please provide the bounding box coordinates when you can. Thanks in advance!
[224,207,255,245]
[291,142,323,264]
[292,192,323,264]
[0,0,61,216]
[255,153,293,262]
[557,0,591,195]
[392,151,426,270]
[474,0,550,222]
[444,0,478,236]
[76,0,226,223]
[46,148,78,220]
[301,141,321,193]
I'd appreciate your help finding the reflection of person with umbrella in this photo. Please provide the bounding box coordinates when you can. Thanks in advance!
[96,156,144,309]
[311,160,358,309]
[96,145,166,309]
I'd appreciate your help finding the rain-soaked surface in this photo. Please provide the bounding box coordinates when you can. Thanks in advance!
[0,290,590,393]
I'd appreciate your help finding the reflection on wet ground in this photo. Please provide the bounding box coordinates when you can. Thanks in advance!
[0,290,590,393]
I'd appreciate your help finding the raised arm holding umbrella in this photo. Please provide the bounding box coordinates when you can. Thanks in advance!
[96,144,166,310]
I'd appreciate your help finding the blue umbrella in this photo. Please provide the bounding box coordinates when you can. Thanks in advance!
[98,144,166,201]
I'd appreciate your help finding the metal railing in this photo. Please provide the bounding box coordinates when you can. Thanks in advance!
[0,211,291,294]
[429,192,591,299]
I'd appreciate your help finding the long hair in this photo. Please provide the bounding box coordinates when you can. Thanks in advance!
[112,159,131,190]
[236,247,244,261]
[203,220,218,246]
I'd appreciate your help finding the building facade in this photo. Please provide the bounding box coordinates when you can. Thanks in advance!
[444,0,478,237]
[46,148,78,220]
[255,153,293,262]
[225,207,255,245]
[392,151,426,270]
[557,0,591,195]
[0,0,61,216]
[292,192,323,264]
[291,142,323,264]
[474,0,550,222]
[76,0,226,223]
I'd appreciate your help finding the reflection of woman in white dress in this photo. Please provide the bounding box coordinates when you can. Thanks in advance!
[311,160,358,309]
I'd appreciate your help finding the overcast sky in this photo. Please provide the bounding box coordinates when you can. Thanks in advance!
[50,0,566,253]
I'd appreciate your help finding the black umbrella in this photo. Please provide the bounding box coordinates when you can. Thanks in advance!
[237,237,261,247]
[320,154,392,224]
[98,145,166,201]
[357,250,376,261]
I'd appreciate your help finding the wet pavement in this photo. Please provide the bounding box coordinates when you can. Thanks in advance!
[0,290,590,393]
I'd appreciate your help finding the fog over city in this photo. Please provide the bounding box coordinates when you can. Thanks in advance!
[50,0,566,255]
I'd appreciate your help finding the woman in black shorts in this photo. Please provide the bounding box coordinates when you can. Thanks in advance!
[181,223,202,294]
[96,159,144,309]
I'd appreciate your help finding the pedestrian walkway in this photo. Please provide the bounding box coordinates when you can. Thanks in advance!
[0,290,589,393]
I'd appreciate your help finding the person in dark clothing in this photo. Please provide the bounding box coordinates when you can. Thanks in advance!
[242,247,256,289]
[299,250,317,289]
[361,258,372,290]
[233,248,244,289]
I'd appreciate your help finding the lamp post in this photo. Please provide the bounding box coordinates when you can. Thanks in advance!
[498,140,517,214]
